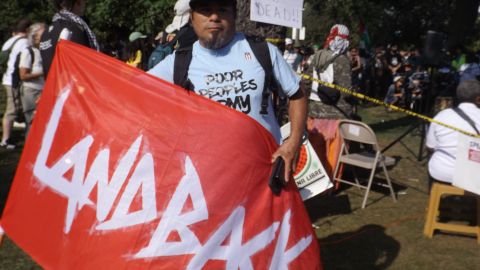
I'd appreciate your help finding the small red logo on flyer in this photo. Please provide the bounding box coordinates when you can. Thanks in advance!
[468,149,480,163]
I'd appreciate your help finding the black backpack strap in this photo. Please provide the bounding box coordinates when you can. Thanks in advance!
[173,45,194,91]
[246,36,273,115]
[12,46,32,89]
[27,47,34,64]
[453,107,480,135]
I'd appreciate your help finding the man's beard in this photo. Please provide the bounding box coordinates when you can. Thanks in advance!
[201,33,231,50]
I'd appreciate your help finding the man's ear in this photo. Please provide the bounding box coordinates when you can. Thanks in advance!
[475,95,480,106]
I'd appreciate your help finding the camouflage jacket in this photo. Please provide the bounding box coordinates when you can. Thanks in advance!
[303,49,353,119]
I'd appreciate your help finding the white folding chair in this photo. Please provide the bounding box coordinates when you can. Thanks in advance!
[333,120,397,208]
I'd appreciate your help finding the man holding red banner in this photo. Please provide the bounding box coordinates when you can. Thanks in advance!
[149,0,307,181]
[1,0,321,267]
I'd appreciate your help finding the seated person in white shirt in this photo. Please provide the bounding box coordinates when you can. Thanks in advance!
[426,79,480,188]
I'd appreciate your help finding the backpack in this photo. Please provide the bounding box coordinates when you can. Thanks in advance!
[147,26,196,70]
[311,49,341,105]
[0,37,24,76]
[11,46,34,89]
[173,36,281,116]
[147,43,174,70]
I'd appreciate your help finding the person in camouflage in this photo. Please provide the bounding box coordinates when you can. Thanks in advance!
[304,24,353,119]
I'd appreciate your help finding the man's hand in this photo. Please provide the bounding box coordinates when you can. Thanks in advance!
[271,137,302,182]
[270,86,307,182]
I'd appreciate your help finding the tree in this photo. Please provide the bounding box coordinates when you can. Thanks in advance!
[87,0,174,43]
[0,0,478,54]
[302,0,478,51]
[0,0,53,42]
[447,0,480,49]
[0,0,174,48]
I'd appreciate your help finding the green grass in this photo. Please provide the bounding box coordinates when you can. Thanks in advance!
[1,105,479,269]
[307,106,480,270]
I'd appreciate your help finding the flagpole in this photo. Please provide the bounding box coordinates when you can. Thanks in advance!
[0,224,4,247]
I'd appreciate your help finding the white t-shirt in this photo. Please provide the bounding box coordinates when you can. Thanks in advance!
[148,33,300,143]
[19,47,44,90]
[283,50,298,70]
[426,103,480,183]
[2,35,29,86]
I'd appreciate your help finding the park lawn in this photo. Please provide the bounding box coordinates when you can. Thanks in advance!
[0,105,479,270]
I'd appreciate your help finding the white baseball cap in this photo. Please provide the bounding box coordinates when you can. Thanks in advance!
[129,31,147,42]
[166,0,191,34]
[285,38,293,45]
[393,76,404,83]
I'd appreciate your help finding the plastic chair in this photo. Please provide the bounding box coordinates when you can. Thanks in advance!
[333,120,397,209]
[423,182,480,244]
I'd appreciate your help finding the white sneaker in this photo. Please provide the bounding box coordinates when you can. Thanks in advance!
[0,142,15,150]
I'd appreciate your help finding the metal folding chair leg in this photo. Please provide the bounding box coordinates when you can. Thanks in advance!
[361,165,377,209]
[382,163,397,202]
[335,120,398,209]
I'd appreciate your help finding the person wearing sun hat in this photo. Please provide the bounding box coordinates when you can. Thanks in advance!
[146,0,198,69]
[125,31,149,70]
[129,31,147,42]
[384,75,405,106]
[166,0,190,34]
[165,0,197,50]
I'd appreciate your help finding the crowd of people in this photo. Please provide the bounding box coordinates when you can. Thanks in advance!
[287,36,480,113]
[1,0,479,215]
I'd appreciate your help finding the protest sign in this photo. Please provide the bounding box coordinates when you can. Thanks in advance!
[281,123,333,201]
[1,41,321,269]
[250,0,304,29]
[453,134,480,195]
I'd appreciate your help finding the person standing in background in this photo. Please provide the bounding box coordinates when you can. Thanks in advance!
[124,31,150,70]
[386,44,402,77]
[40,0,99,78]
[303,24,354,179]
[306,24,353,119]
[19,23,46,136]
[349,47,363,92]
[1,19,31,149]
[284,38,300,71]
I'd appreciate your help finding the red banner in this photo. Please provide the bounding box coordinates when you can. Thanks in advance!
[2,41,321,269]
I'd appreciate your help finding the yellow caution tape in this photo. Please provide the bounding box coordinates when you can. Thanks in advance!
[300,73,480,138]
[265,38,284,44]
